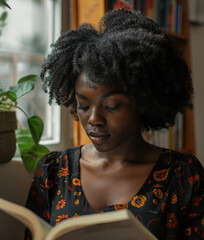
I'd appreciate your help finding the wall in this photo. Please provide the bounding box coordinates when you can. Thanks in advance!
[190,25,204,165]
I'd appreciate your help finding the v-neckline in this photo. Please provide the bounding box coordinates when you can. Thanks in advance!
[77,146,166,212]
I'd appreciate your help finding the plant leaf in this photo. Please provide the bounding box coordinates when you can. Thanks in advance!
[0,92,7,97]
[9,81,35,99]
[21,144,50,174]
[0,0,11,9]
[0,11,7,21]
[16,128,50,173]
[6,91,17,101]
[18,74,37,84]
[28,116,44,145]
[0,22,6,27]
[15,129,35,152]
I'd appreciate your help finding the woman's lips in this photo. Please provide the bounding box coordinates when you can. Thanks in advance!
[88,132,110,144]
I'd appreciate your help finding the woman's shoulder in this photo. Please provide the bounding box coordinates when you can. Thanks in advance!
[161,149,203,184]
[164,149,202,167]
[34,145,82,177]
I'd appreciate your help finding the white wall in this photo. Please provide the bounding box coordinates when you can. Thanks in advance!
[190,25,204,165]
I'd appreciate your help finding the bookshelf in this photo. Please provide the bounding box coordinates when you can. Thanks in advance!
[71,0,195,154]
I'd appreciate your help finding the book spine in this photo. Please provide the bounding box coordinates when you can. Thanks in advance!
[178,4,183,35]
[135,0,140,10]
[157,0,166,27]
[113,0,135,10]
[145,0,153,18]
[165,0,171,29]
[152,0,158,21]
[171,0,176,33]
[175,3,179,33]
[139,0,146,14]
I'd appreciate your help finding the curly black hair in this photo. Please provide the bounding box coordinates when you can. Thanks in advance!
[40,9,193,130]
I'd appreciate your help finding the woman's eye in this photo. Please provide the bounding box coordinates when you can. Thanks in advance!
[78,106,89,111]
[105,104,121,111]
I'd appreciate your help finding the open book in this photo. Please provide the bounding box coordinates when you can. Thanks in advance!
[0,197,157,240]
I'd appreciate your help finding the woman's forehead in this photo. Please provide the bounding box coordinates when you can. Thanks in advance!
[77,73,98,90]
[76,72,124,91]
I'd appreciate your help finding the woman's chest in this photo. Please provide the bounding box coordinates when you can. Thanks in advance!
[50,176,183,240]
[79,160,157,211]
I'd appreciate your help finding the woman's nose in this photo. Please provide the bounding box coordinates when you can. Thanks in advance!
[88,108,106,126]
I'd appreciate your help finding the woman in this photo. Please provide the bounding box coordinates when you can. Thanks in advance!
[25,9,203,239]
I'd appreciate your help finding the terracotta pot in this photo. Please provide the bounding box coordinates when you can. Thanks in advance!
[0,111,18,163]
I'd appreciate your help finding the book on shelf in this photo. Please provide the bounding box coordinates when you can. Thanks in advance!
[135,0,183,35]
[0,197,157,240]
[108,0,135,10]
[108,0,183,35]
[142,113,183,150]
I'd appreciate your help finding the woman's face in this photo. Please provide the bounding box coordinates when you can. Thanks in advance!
[75,73,141,153]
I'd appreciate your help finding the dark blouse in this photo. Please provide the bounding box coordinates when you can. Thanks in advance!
[25,147,204,239]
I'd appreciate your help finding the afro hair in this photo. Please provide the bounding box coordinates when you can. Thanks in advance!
[40,8,193,130]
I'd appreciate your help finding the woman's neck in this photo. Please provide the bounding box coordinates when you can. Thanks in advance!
[83,135,162,165]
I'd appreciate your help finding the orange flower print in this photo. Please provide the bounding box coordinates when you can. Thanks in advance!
[57,190,61,195]
[74,199,80,205]
[161,202,166,213]
[192,196,202,206]
[189,213,200,218]
[45,178,53,189]
[68,184,73,191]
[56,199,66,210]
[193,226,198,233]
[74,192,81,196]
[35,166,43,178]
[153,199,158,205]
[114,204,128,210]
[73,178,81,186]
[153,188,163,199]
[153,169,170,181]
[189,158,193,164]
[188,174,200,185]
[166,213,178,228]
[73,213,80,217]
[56,214,68,225]
[43,210,50,219]
[131,195,146,208]
[57,167,70,178]
[153,184,164,188]
[202,217,204,226]
[63,155,68,166]
[185,227,192,237]
[171,193,177,204]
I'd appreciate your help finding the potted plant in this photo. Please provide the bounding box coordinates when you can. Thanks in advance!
[0,75,50,173]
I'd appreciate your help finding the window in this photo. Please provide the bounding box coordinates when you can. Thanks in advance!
[0,0,73,153]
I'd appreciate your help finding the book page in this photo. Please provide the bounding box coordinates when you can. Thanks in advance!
[56,220,153,240]
[0,198,51,240]
[46,210,157,240]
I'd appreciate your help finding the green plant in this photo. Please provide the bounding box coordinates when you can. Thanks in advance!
[0,0,8,36]
[0,75,50,173]
[0,0,11,9]
[0,0,50,173]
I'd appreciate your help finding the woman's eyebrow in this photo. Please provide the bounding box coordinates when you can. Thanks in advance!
[75,90,125,99]
[101,91,126,98]
[75,91,87,99]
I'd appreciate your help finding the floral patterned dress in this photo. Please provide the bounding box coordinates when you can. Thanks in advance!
[25,146,204,239]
